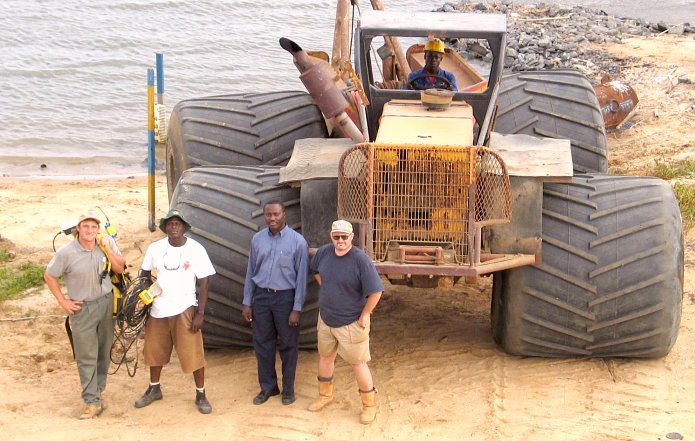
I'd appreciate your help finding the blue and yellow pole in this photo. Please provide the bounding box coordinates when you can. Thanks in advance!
[147,68,156,232]
[156,53,164,106]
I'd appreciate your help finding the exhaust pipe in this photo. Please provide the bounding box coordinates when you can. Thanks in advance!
[280,37,365,143]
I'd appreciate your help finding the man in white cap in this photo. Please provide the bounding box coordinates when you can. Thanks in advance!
[308,219,384,424]
[44,210,125,419]
[405,38,458,91]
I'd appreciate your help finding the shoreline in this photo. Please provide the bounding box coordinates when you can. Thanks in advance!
[0,145,166,179]
[0,172,152,182]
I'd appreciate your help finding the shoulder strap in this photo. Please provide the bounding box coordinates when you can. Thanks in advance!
[97,234,113,274]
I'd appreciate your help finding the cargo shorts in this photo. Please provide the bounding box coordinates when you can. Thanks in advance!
[317,314,371,365]
[143,306,206,373]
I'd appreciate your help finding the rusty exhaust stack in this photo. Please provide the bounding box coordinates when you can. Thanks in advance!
[279,37,365,143]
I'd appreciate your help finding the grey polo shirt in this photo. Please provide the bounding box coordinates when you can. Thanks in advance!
[46,237,121,301]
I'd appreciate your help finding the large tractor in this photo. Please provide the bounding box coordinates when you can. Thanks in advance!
[165,7,683,357]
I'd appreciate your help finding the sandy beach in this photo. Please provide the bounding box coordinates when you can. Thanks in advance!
[0,34,694,440]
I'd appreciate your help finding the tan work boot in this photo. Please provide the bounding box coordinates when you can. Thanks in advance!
[359,388,377,424]
[308,377,334,412]
[79,402,103,420]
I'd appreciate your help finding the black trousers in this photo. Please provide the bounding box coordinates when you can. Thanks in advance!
[251,287,299,394]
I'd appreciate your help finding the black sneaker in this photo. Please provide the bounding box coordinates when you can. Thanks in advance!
[196,394,212,414]
[134,385,163,408]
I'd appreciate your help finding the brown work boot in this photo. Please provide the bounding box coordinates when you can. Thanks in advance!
[79,402,103,420]
[359,388,377,424]
[308,377,334,412]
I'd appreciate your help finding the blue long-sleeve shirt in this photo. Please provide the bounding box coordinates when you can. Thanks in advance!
[405,67,458,91]
[243,225,309,312]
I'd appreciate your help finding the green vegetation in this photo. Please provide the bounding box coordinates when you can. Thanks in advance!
[647,158,695,231]
[673,182,695,231]
[0,262,45,301]
[651,158,695,180]
[0,240,46,301]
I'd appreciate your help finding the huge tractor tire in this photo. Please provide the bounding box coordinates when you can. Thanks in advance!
[169,165,319,349]
[495,70,608,174]
[166,91,328,197]
[491,174,683,358]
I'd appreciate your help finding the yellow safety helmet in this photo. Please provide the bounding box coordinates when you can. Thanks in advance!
[424,38,445,54]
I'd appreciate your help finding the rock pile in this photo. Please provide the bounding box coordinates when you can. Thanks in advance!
[435,0,694,78]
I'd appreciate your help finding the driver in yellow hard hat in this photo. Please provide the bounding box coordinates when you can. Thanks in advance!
[404,38,458,91]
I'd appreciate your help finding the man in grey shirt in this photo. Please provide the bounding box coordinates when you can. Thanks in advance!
[44,210,125,419]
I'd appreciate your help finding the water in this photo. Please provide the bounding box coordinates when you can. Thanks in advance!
[1,0,691,178]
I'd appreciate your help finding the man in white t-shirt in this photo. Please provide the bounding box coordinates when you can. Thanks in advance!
[133,208,216,414]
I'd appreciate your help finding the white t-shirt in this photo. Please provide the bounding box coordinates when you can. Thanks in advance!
[141,236,216,318]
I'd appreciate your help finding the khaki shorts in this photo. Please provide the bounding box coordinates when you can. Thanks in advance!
[143,306,206,373]
[317,314,371,365]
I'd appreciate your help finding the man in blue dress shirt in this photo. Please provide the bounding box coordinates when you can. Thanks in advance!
[242,200,309,405]
[405,38,458,91]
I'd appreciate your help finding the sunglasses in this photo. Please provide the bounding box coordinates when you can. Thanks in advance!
[331,234,351,241]
[163,248,182,271]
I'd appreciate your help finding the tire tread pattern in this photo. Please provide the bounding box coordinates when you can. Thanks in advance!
[496,70,608,174]
[166,91,327,196]
[492,174,683,358]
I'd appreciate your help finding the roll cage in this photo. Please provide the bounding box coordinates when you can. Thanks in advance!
[354,10,507,144]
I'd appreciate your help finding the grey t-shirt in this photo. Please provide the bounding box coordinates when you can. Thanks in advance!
[46,237,121,301]
[310,244,384,327]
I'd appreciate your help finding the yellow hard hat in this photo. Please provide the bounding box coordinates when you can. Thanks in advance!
[424,38,445,54]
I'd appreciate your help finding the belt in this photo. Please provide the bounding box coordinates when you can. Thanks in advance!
[257,287,294,294]
[75,292,112,304]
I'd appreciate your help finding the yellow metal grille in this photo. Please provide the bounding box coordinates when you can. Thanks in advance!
[338,143,511,264]
[474,148,513,224]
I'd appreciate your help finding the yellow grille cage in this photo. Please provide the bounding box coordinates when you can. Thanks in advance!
[338,143,512,265]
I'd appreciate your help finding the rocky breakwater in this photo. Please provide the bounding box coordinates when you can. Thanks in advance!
[435,0,694,79]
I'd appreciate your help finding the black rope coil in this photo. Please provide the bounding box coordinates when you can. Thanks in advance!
[110,275,152,377]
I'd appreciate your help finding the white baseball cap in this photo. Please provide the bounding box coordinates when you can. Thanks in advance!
[331,219,353,234]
